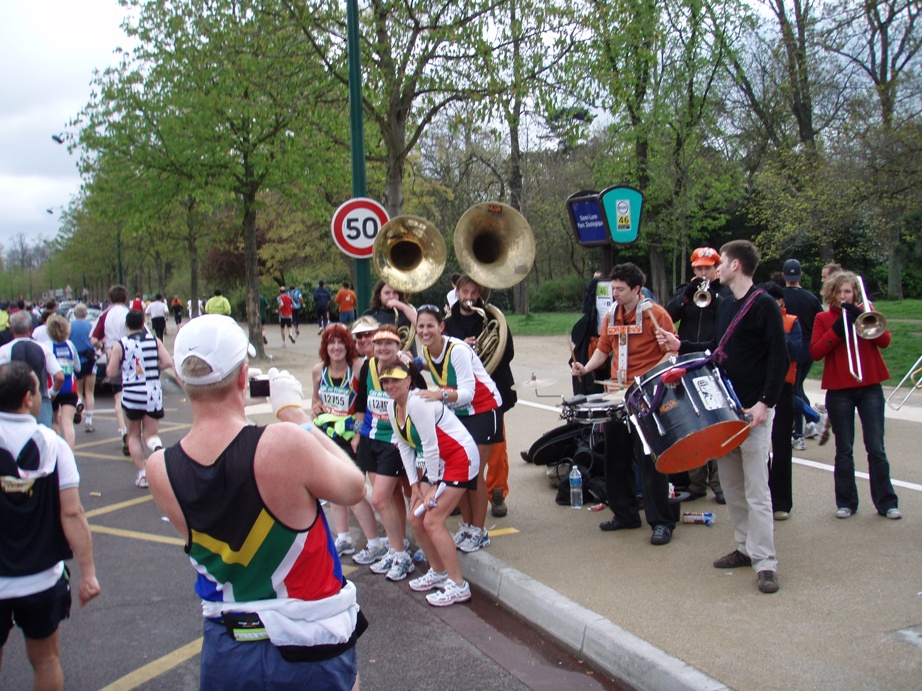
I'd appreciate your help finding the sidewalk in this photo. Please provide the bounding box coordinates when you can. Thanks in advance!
[249,329,922,690]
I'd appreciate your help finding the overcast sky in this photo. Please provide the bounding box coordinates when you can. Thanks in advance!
[0,1,128,251]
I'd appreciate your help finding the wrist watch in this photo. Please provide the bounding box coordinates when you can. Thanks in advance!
[441,390,449,403]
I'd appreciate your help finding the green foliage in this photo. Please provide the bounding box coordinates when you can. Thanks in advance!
[529,275,586,311]
[505,311,581,335]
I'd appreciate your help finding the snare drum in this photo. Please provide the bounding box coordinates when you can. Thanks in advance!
[624,353,749,473]
[561,393,622,425]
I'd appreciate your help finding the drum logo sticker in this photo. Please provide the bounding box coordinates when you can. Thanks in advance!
[659,400,678,414]
[693,376,724,410]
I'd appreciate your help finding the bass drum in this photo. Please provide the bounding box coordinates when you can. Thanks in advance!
[624,352,749,474]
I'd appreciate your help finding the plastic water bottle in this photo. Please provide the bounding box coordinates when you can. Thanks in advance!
[569,465,583,509]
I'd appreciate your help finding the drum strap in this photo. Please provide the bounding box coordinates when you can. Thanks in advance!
[710,289,764,366]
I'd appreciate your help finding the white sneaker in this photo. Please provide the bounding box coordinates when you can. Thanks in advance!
[385,552,415,582]
[792,437,807,451]
[452,523,473,548]
[836,507,853,519]
[369,549,397,574]
[426,579,471,607]
[409,568,448,592]
[457,527,490,553]
[804,422,819,439]
[886,508,902,520]
[135,471,148,489]
[353,542,388,565]
[335,535,355,556]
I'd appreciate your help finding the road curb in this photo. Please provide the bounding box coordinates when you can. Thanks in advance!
[461,550,727,691]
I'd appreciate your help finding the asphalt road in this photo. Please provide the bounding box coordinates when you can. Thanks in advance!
[0,378,621,691]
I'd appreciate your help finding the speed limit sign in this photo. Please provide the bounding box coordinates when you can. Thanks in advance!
[330,198,390,259]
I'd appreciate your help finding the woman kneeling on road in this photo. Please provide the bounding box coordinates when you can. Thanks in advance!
[381,361,479,607]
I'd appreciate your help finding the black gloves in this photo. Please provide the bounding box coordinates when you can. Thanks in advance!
[842,302,862,323]
[683,277,704,302]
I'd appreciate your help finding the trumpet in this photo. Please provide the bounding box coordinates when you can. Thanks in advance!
[844,275,888,383]
[693,279,712,308]
[887,354,922,410]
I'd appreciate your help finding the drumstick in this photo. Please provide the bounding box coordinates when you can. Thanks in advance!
[721,424,751,448]
[568,342,582,382]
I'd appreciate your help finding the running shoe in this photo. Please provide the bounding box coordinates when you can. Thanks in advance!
[122,433,130,456]
[792,437,806,451]
[353,542,388,565]
[426,579,471,607]
[385,552,415,582]
[804,422,819,439]
[457,528,490,553]
[369,548,397,574]
[409,569,448,592]
[335,535,355,556]
[73,402,84,424]
[135,471,148,489]
[452,523,473,549]
[85,423,96,433]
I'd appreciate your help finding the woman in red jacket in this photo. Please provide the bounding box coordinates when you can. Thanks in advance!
[810,272,900,520]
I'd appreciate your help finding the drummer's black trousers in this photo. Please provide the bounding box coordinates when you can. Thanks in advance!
[603,419,675,529]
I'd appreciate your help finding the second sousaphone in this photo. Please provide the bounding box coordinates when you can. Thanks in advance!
[454,202,535,373]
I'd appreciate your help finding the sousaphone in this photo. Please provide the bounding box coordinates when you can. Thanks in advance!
[373,215,447,350]
[454,202,536,373]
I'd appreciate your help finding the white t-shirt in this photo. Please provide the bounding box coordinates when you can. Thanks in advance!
[103,304,130,348]
[0,338,63,399]
[145,300,170,320]
[0,411,79,599]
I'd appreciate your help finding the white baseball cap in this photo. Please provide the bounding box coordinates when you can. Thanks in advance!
[173,315,255,385]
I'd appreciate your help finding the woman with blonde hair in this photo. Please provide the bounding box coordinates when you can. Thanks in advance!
[810,272,900,520]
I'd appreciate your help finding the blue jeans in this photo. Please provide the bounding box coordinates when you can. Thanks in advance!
[825,385,898,515]
[792,359,813,438]
[39,399,53,427]
[792,395,819,424]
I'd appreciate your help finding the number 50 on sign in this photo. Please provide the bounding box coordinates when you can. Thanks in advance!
[331,198,390,259]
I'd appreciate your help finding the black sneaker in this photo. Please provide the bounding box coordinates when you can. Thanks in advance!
[122,433,130,456]
[757,570,780,593]
[490,489,508,518]
[599,517,642,531]
[713,549,752,569]
[715,491,726,505]
[650,525,673,545]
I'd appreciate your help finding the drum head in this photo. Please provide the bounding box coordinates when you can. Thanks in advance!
[653,420,750,473]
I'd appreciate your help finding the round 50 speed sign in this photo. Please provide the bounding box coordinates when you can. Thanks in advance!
[331,198,390,259]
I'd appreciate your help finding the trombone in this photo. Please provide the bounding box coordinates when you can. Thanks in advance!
[887,355,922,410]
[693,279,712,308]
[844,275,888,383]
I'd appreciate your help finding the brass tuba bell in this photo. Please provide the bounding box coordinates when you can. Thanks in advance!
[454,202,536,289]
[373,215,447,294]
[454,202,536,373]
[373,215,447,351]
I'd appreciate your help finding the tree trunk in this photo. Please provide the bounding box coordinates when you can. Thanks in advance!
[887,228,903,300]
[383,102,408,218]
[648,245,668,303]
[242,191,266,359]
[185,203,201,319]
